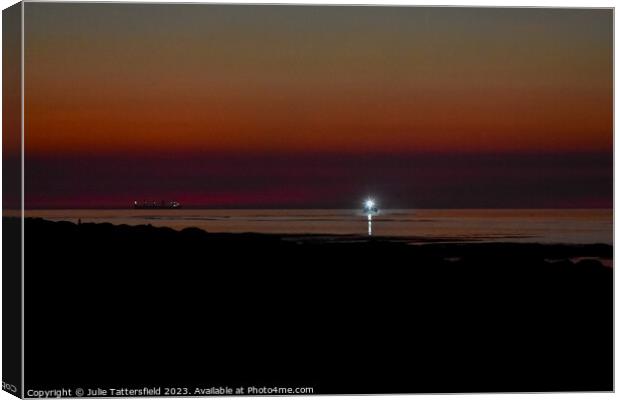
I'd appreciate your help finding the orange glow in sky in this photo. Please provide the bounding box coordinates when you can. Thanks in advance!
[24,5,612,156]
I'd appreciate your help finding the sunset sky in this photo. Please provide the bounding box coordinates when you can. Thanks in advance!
[22,4,612,208]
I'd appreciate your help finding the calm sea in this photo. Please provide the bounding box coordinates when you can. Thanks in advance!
[25,209,612,245]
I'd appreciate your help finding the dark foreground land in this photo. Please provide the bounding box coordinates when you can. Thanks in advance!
[20,218,612,394]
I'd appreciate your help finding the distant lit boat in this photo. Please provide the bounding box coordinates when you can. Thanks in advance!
[132,200,181,209]
[363,199,378,215]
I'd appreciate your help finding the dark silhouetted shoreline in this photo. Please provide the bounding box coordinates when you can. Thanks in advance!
[21,217,612,393]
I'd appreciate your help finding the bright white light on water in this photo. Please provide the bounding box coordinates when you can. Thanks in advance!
[363,198,377,236]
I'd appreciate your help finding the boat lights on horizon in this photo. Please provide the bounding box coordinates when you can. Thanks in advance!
[363,198,378,237]
[363,198,378,216]
[132,200,181,209]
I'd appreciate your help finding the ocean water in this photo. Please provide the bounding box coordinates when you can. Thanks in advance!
[25,209,612,245]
